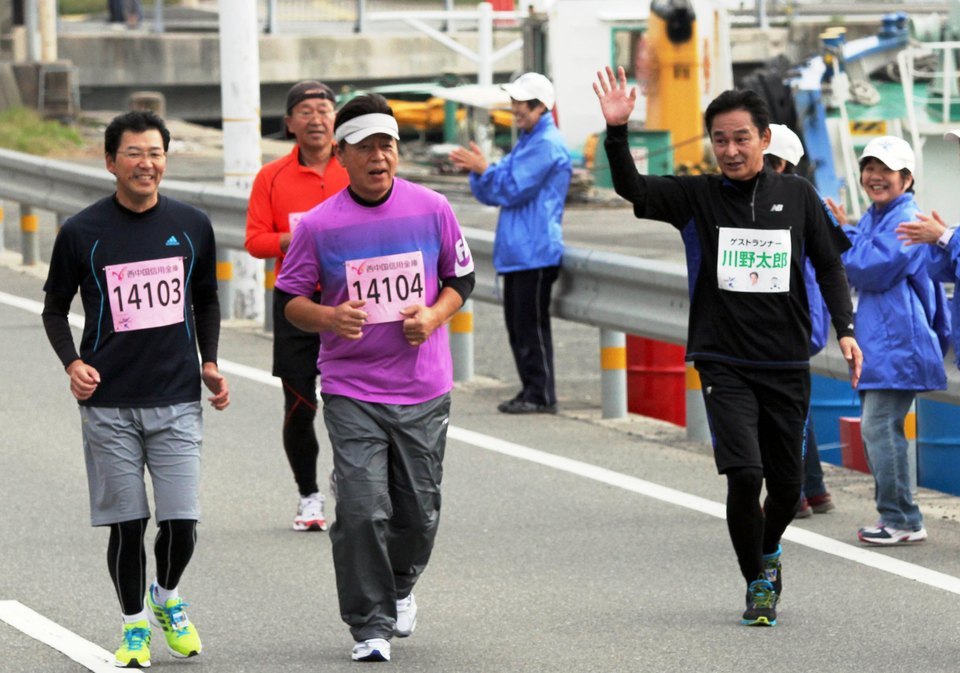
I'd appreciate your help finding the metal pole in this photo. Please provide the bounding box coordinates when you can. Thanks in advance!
[450,298,474,381]
[600,329,627,419]
[477,2,493,86]
[907,399,918,493]
[264,257,275,332]
[218,0,261,192]
[38,0,56,62]
[685,364,711,442]
[20,204,39,265]
[266,0,279,35]
[216,248,233,319]
[218,0,263,323]
[356,0,366,34]
[476,2,494,158]
[153,0,165,33]
[444,0,455,32]
[24,0,40,62]
[0,201,5,254]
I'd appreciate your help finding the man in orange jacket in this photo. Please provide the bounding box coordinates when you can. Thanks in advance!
[245,80,349,531]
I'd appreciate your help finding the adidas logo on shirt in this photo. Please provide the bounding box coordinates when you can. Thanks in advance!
[165,235,180,246]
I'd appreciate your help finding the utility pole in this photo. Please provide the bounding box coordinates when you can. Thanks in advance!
[218,0,263,321]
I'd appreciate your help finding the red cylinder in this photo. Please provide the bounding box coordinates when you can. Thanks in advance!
[840,416,869,473]
[626,336,686,426]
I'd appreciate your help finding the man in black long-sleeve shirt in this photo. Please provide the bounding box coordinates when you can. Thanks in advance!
[594,66,862,627]
[42,110,229,667]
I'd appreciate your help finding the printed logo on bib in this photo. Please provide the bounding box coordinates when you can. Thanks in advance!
[717,227,791,293]
[288,212,306,232]
[346,250,425,324]
[105,256,185,332]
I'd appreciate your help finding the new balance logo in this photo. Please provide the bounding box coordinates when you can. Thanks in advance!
[165,235,180,246]
[770,204,784,212]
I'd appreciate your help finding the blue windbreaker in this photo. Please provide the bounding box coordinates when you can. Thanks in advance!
[468,113,572,273]
[842,193,948,391]
[925,227,960,368]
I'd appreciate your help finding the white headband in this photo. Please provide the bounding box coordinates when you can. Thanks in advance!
[334,113,400,144]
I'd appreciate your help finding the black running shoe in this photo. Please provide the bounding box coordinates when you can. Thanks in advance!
[741,579,778,626]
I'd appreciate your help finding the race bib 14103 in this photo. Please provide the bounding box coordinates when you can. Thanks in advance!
[105,256,185,332]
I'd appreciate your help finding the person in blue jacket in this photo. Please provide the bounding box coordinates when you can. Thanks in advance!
[450,72,572,414]
[826,136,949,545]
[895,129,960,368]
[764,124,837,519]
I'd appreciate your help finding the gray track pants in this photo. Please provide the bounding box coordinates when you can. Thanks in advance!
[322,392,451,641]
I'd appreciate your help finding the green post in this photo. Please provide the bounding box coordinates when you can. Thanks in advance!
[443,100,458,144]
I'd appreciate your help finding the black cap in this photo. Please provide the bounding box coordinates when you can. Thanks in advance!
[285,80,336,115]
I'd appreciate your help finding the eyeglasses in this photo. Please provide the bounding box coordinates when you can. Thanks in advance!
[293,107,335,120]
[120,150,166,162]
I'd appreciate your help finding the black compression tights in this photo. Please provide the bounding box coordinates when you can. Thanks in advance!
[725,468,801,584]
[282,376,320,496]
[107,519,197,615]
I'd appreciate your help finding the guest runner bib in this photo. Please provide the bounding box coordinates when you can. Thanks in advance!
[345,250,425,324]
[105,256,185,332]
[716,227,791,293]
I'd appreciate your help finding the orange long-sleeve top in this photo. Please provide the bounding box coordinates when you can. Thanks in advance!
[244,145,350,275]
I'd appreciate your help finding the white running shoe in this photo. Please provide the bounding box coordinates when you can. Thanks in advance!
[858,524,927,545]
[395,593,417,637]
[293,492,327,531]
[351,638,391,662]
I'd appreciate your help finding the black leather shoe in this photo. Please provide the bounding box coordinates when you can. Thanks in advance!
[497,398,558,415]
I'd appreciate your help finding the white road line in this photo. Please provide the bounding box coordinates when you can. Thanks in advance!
[0,290,279,388]
[449,427,960,595]
[4,286,960,671]
[0,601,116,672]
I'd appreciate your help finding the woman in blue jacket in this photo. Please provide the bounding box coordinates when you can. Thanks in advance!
[895,129,960,367]
[450,72,572,414]
[827,136,948,545]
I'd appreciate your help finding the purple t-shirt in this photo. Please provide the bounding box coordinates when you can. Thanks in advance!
[276,178,475,404]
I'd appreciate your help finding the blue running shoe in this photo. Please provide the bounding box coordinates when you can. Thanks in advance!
[762,544,783,596]
[741,578,778,626]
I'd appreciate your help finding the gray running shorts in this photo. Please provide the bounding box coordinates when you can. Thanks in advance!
[79,403,203,526]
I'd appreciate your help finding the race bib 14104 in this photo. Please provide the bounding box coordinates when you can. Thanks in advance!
[345,250,425,324]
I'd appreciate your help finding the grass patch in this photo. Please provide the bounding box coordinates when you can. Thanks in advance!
[60,0,180,16]
[0,107,84,155]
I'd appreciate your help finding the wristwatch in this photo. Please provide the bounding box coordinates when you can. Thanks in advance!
[936,228,954,250]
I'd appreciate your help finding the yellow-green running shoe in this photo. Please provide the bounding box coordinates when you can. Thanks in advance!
[146,584,201,658]
[114,620,151,668]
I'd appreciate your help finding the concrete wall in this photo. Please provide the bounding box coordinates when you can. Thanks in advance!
[58,31,524,120]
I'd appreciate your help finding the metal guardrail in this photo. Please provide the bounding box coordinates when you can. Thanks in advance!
[2,147,959,403]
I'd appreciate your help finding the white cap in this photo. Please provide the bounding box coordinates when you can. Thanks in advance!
[944,129,960,142]
[334,113,400,144]
[764,124,804,166]
[501,72,556,111]
[860,135,915,172]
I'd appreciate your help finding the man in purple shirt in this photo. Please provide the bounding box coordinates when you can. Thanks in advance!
[275,94,475,663]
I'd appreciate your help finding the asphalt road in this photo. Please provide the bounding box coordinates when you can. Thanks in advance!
[4,249,960,672]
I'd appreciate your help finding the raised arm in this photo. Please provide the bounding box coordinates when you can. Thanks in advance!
[592,65,637,127]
